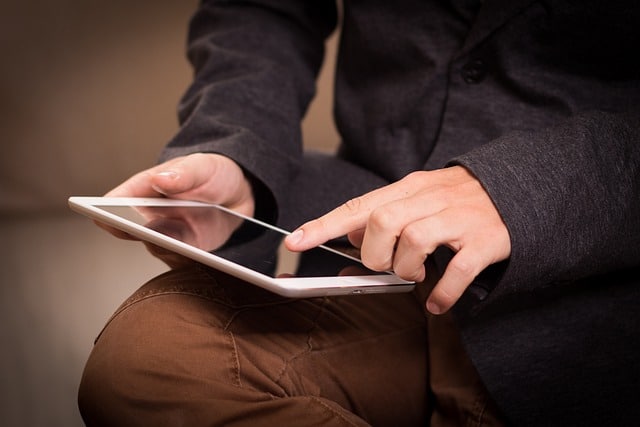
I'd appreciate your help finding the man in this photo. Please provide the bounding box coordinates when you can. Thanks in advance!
[78,1,640,425]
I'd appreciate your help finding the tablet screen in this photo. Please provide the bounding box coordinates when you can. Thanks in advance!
[95,204,376,279]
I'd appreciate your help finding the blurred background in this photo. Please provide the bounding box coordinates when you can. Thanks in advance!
[0,1,339,425]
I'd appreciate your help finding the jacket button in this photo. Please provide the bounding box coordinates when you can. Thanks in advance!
[461,59,487,83]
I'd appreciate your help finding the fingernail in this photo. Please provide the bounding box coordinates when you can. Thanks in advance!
[286,229,304,245]
[152,171,179,195]
[426,300,442,315]
[156,171,179,179]
[151,183,167,195]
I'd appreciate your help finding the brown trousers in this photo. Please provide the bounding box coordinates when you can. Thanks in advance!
[78,265,505,426]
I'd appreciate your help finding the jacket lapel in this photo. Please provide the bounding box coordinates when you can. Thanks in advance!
[456,0,537,58]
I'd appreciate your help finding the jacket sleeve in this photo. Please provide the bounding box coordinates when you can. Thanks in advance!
[158,0,337,219]
[452,109,640,306]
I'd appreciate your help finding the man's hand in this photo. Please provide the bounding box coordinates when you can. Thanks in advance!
[98,153,255,239]
[285,166,511,314]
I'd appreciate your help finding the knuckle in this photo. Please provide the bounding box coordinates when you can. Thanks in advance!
[434,287,456,305]
[362,256,391,272]
[430,288,457,313]
[368,205,397,231]
[430,183,453,203]
[402,170,428,186]
[448,255,477,278]
[309,217,329,235]
[189,152,208,162]
[400,224,425,250]
[397,265,426,283]
[341,197,364,215]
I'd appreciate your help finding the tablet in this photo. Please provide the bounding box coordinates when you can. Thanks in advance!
[68,197,415,298]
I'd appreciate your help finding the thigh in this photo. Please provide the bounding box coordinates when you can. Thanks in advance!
[78,265,428,427]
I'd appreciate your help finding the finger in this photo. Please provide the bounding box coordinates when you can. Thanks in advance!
[284,194,380,251]
[105,155,206,198]
[146,155,213,198]
[105,155,190,197]
[426,247,487,315]
[285,176,430,251]
[392,215,451,282]
[105,168,165,198]
[347,229,365,248]
[108,153,250,208]
[360,196,445,272]
[150,154,253,213]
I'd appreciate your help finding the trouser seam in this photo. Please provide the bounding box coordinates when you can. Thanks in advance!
[92,286,221,344]
[469,382,488,427]
[308,396,366,427]
[94,280,298,344]
[227,330,243,388]
[273,297,329,388]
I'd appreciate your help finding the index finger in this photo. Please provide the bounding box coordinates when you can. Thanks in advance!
[284,196,372,251]
[285,181,408,251]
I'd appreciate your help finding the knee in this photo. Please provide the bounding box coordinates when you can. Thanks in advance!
[77,299,157,426]
[77,279,236,426]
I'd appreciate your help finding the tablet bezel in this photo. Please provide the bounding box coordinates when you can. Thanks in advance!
[68,196,415,298]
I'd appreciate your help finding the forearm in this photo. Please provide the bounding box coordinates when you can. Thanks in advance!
[160,0,338,218]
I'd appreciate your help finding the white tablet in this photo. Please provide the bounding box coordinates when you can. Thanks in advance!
[68,197,415,298]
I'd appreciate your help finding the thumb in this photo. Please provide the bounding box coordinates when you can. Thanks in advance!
[149,154,221,199]
[150,153,254,216]
[150,170,184,195]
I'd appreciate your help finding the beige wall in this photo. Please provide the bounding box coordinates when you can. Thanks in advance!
[0,0,339,215]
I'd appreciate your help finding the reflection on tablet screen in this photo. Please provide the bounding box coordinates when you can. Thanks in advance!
[97,205,380,279]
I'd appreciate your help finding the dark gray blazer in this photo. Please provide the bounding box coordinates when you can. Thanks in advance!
[160,1,640,424]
